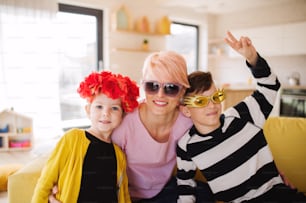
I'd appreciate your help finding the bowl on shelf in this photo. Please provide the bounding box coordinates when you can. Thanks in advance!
[0,124,9,133]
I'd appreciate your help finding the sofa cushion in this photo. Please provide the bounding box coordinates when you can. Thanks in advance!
[8,154,49,203]
[264,116,306,194]
[0,163,23,191]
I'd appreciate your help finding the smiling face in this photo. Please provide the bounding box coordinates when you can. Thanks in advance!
[141,51,189,116]
[181,71,223,134]
[142,72,185,116]
[85,93,123,142]
[182,84,222,134]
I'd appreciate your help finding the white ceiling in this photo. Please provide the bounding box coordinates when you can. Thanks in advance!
[154,0,293,14]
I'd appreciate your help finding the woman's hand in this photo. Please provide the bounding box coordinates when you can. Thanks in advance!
[48,185,61,203]
[224,31,258,66]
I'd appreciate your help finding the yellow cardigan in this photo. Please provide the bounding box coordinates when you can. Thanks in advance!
[31,128,131,203]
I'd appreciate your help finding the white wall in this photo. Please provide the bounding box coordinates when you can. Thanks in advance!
[215,0,306,38]
[207,0,306,86]
[59,0,208,82]
[209,55,306,87]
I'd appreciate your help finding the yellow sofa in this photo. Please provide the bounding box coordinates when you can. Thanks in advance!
[263,117,306,194]
[8,117,306,203]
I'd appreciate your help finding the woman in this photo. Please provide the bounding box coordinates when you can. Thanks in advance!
[111,51,213,202]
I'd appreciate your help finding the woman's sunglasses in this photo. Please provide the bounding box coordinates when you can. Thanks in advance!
[184,89,225,108]
[143,81,183,97]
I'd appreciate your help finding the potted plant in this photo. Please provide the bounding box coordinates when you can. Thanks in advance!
[142,38,149,51]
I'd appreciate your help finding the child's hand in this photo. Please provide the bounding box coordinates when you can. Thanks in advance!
[224,31,258,66]
[48,184,61,203]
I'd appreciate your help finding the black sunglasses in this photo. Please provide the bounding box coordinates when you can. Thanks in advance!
[143,81,182,97]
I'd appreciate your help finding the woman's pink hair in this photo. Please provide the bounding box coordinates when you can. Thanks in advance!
[142,51,190,88]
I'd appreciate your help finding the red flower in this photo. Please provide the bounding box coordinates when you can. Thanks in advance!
[77,71,139,112]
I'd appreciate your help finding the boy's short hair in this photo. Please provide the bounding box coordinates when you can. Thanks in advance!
[185,71,213,96]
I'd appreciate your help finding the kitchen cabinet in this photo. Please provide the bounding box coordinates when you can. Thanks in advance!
[222,88,254,111]
[0,109,33,152]
[230,22,306,56]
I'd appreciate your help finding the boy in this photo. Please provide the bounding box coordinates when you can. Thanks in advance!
[32,71,139,203]
[176,32,306,202]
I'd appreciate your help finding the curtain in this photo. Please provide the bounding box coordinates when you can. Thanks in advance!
[0,0,62,137]
[0,0,57,15]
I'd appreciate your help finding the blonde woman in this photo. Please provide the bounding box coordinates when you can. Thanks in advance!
[111,51,213,202]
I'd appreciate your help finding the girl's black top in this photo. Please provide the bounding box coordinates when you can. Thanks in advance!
[77,131,118,203]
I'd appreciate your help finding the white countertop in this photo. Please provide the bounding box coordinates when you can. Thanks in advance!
[223,83,255,90]
[281,85,306,90]
[223,84,306,91]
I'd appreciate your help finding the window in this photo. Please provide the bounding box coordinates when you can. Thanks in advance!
[166,22,199,73]
[0,3,103,137]
[57,4,103,130]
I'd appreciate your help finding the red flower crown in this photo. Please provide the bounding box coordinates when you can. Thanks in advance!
[77,71,139,112]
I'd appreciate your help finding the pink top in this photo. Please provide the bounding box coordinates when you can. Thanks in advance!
[111,107,192,199]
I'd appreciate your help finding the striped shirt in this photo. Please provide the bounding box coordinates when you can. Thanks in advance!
[177,55,282,203]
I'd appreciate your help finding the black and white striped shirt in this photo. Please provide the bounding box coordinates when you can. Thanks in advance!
[177,55,282,203]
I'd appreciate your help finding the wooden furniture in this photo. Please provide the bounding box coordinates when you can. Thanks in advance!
[0,109,33,152]
[222,88,254,111]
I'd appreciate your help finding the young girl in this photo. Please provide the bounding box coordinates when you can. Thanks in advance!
[32,71,139,203]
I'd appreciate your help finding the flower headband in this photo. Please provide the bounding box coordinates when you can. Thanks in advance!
[77,71,139,112]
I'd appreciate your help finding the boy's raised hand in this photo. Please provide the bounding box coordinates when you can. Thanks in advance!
[224,31,258,66]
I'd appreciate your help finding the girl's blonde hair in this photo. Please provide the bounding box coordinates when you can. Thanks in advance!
[142,51,190,88]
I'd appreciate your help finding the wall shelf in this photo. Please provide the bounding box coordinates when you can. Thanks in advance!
[110,29,168,54]
[108,29,168,83]
[116,29,169,36]
[208,38,228,57]
[112,48,159,53]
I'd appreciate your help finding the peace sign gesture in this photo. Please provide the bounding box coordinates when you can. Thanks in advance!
[224,31,258,66]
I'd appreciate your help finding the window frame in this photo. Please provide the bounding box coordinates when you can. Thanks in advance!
[58,3,103,70]
[171,21,199,72]
[58,4,103,130]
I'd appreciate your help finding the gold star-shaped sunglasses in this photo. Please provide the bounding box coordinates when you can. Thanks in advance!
[184,89,226,108]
